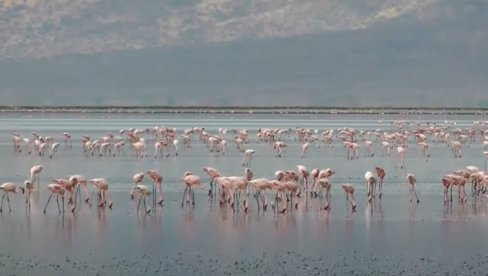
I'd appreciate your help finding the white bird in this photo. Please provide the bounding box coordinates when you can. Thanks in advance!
[49,143,60,159]
[242,149,255,167]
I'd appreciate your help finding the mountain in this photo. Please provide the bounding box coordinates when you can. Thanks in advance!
[0,0,487,107]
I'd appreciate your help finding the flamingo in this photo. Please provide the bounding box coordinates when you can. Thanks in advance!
[30,165,43,190]
[296,165,309,191]
[89,178,113,208]
[397,146,406,169]
[365,171,376,202]
[311,168,336,197]
[317,178,331,210]
[63,132,72,148]
[0,183,25,213]
[364,140,375,157]
[273,141,287,157]
[417,142,430,159]
[24,180,33,207]
[374,167,386,198]
[242,149,255,167]
[407,173,420,203]
[49,143,61,159]
[43,183,66,214]
[172,139,179,157]
[381,141,391,157]
[147,170,164,205]
[131,172,144,200]
[300,142,310,158]
[52,178,76,212]
[203,167,221,197]
[244,167,253,181]
[180,171,202,207]
[269,180,287,213]
[247,178,270,211]
[134,185,152,214]
[341,183,356,211]
[69,175,90,204]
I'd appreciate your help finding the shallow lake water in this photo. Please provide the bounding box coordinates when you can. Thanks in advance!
[0,111,487,275]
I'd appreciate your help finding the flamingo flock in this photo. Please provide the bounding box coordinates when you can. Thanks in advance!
[2,118,487,216]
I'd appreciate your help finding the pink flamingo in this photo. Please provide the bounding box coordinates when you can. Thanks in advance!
[52,178,76,212]
[23,180,33,206]
[364,140,375,157]
[147,170,164,205]
[242,149,255,167]
[396,146,406,169]
[341,183,356,211]
[30,165,43,190]
[273,141,287,157]
[89,178,113,208]
[180,171,202,207]
[406,173,420,203]
[310,168,336,197]
[344,142,359,160]
[300,142,310,158]
[450,141,463,158]
[203,167,221,197]
[63,132,72,148]
[317,178,331,210]
[374,167,386,198]
[417,142,430,159]
[131,172,144,200]
[248,178,271,211]
[269,180,287,213]
[43,183,66,214]
[296,165,309,191]
[68,175,90,204]
[0,183,25,213]
[134,184,152,214]
[381,141,391,157]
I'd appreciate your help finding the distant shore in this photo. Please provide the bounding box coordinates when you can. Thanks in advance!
[0,106,487,115]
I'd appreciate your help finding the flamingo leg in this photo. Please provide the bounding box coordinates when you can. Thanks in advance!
[156,182,163,205]
[56,195,61,214]
[254,191,261,210]
[181,186,188,206]
[208,179,213,198]
[82,185,89,203]
[450,185,453,202]
[137,195,142,213]
[0,193,5,212]
[26,189,31,207]
[5,193,11,213]
[130,182,136,200]
[413,187,420,203]
[143,196,147,213]
[43,193,53,213]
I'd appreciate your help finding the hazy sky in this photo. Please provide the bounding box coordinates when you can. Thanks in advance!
[0,0,487,107]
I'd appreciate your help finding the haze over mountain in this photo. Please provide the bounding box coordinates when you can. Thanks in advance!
[0,0,487,107]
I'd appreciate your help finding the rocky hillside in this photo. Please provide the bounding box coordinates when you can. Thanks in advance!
[0,0,487,107]
[0,0,435,60]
